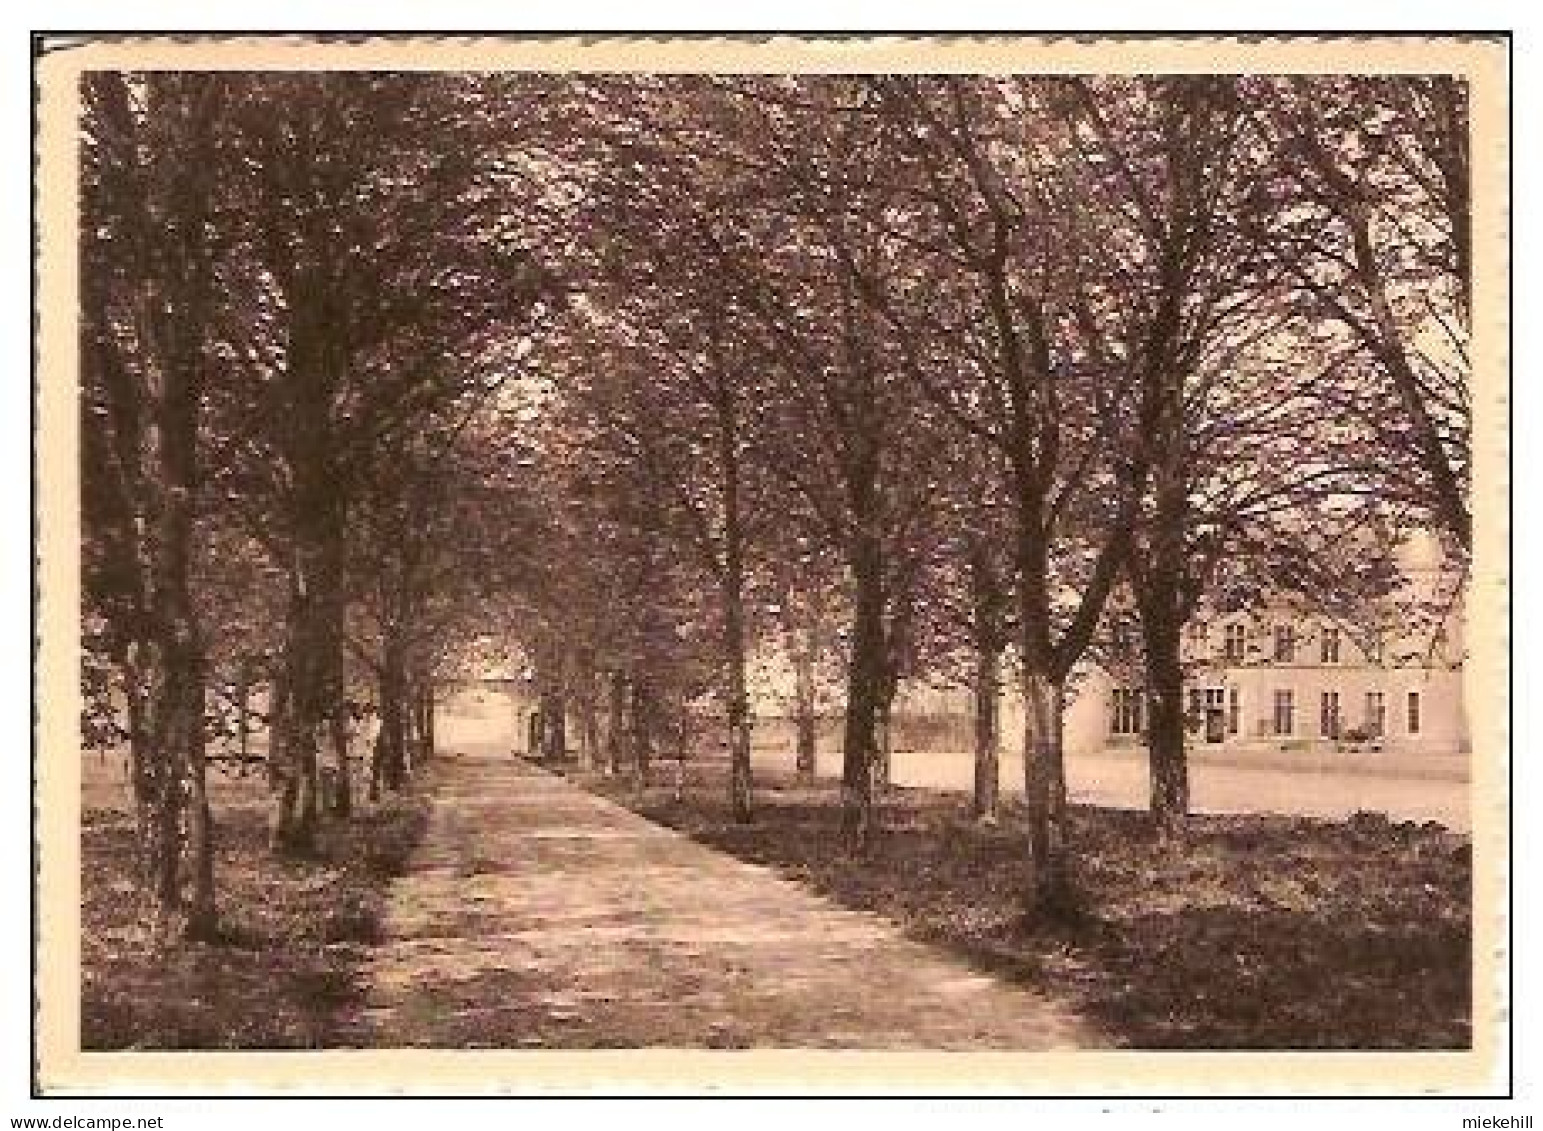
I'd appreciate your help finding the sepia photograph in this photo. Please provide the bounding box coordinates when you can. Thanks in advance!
[30,33,1510,1097]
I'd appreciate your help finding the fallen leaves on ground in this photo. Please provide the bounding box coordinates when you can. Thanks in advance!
[81,779,431,1050]
[578,767,1470,1050]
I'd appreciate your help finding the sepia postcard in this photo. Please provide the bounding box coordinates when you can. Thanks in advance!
[31,33,1511,1097]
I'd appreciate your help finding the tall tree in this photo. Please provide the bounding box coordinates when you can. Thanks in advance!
[1060,77,1442,836]
[220,74,553,850]
[866,76,1136,913]
[711,78,949,845]
[81,72,231,938]
[1047,76,1274,837]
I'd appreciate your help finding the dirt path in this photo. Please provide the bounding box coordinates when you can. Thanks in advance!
[348,750,1096,1049]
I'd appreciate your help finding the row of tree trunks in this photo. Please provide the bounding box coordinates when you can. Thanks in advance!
[528,640,567,762]
[369,610,437,798]
[589,666,673,787]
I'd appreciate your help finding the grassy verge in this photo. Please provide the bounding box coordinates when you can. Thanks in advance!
[573,765,1471,1049]
[81,769,431,1049]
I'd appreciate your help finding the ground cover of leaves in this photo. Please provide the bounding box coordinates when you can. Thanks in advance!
[577,764,1471,1049]
[81,771,430,1049]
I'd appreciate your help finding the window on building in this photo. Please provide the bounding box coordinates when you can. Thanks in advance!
[1366,629,1385,665]
[1228,687,1241,735]
[1273,624,1296,663]
[1273,689,1295,736]
[1407,690,1422,735]
[1320,626,1341,664]
[1224,623,1246,663]
[1111,622,1132,654]
[1319,690,1342,739]
[1365,691,1386,738]
[1181,623,1208,664]
[1111,688,1144,736]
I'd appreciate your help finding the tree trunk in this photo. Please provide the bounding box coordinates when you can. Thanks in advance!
[330,705,353,818]
[840,523,885,848]
[85,73,225,939]
[119,641,155,860]
[328,661,352,819]
[401,668,428,772]
[271,253,353,854]
[139,612,212,942]
[235,662,251,775]
[1343,202,1472,551]
[1137,571,1190,840]
[1022,665,1076,919]
[1011,476,1081,919]
[606,670,627,775]
[181,670,217,940]
[134,500,214,940]
[969,544,1004,824]
[712,350,754,821]
[140,636,195,940]
[873,696,894,793]
[419,682,436,761]
[372,621,408,797]
[144,297,215,939]
[874,580,913,796]
[579,674,600,772]
[540,685,566,761]
[972,643,1001,825]
[271,497,341,854]
[1050,681,1068,814]
[266,667,288,793]
[402,674,419,780]
[792,620,818,782]
[631,679,652,784]
[722,572,754,823]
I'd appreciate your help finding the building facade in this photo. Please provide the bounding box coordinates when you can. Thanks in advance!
[886,535,1468,761]
[1059,537,1468,758]
[1062,611,1466,758]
